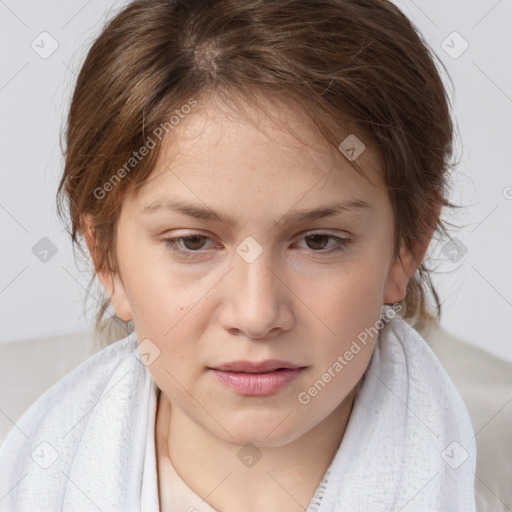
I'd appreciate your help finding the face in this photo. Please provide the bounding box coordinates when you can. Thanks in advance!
[94,94,419,447]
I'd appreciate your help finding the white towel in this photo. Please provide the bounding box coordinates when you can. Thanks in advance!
[317,306,477,511]
[0,335,159,512]
[0,306,476,511]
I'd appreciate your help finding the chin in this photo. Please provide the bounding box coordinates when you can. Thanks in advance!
[213,416,308,449]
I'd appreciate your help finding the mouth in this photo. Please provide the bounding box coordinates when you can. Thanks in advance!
[208,366,306,396]
[225,368,289,374]
[210,359,304,374]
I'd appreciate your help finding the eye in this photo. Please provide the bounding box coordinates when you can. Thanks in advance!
[296,233,351,252]
[162,232,352,259]
[163,234,214,258]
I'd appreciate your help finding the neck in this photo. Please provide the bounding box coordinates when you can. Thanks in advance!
[156,386,358,512]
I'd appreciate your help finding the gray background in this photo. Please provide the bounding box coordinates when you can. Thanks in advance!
[1,0,511,361]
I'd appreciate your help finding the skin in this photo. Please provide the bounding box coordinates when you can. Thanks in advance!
[85,93,435,512]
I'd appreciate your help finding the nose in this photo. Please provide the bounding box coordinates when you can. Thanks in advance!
[218,244,294,340]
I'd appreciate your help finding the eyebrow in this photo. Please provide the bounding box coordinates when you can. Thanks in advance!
[141,198,371,226]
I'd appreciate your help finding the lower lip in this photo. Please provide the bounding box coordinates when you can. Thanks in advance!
[210,368,304,396]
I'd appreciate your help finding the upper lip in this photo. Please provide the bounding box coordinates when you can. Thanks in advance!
[210,359,303,373]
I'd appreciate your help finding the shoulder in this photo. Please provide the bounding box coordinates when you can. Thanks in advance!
[3,331,140,427]
[422,321,512,511]
[0,331,142,487]
[422,320,512,425]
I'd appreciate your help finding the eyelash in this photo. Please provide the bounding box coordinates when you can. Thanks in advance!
[162,232,352,259]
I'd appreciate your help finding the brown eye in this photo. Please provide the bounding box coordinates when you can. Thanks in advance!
[179,235,209,251]
[304,234,332,250]
[163,234,215,259]
[297,233,351,253]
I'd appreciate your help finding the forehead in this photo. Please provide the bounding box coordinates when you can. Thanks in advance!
[125,93,386,219]
[158,92,381,171]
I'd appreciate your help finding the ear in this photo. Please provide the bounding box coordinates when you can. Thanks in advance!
[384,202,441,304]
[81,214,134,322]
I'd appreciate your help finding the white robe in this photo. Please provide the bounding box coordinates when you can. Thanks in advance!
[0,306,477,511]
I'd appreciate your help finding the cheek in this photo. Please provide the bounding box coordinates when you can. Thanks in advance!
[121,246,206,370]
[310,252,390,365]
[325,254,390,318]
[118,243,189,328]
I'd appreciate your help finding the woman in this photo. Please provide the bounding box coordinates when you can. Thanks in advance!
[0,0,478,510]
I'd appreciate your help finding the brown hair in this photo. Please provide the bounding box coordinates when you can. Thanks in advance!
[56,0,459,346]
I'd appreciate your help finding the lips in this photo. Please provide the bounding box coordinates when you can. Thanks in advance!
[211,359,302,373]
[210,365,305,395]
